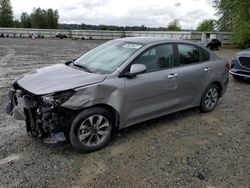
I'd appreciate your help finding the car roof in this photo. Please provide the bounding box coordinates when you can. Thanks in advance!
[116,37,197,45]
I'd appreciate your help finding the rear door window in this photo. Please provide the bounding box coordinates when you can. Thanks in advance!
[178,44,210,65]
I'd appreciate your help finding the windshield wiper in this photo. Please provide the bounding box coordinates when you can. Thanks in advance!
[73,62,93,73]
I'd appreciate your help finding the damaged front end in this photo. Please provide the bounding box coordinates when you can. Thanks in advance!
[6,85,75,144]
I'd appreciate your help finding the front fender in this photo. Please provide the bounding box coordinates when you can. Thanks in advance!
[61,78,125,116]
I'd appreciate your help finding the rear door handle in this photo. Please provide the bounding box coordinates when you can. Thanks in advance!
[168,73,178,79]
[204,67,211,72]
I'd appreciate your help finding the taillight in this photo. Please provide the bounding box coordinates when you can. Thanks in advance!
[225,63,230,70]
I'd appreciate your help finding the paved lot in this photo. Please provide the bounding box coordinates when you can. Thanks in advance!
[0,38,249,188]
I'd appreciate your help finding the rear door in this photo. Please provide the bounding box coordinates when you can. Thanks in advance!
[173,43,212,107]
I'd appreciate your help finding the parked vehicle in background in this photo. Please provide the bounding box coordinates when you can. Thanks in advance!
[37,34,44,39]
[5,37,229,152]
[200,38,222,50]
[230,49,250,80]
[56,33,68,39]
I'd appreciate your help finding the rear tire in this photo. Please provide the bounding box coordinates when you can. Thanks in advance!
[200,84,219,113]
[70,107,113,153]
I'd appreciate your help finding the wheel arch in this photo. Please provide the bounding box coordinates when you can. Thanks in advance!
[209,81,223,97]
[80,103,120,128]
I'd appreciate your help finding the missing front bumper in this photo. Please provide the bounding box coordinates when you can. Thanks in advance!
[5,89,69,143]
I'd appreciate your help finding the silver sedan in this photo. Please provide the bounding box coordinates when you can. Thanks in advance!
[6,37,229,152]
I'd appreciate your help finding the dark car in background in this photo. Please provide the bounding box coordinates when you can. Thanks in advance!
[200,38,222,50]
[55,33,68,39]
[230,49,250,80]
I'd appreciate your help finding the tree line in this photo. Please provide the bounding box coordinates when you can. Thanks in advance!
[0,0,59,29]
[59,20,182,32]
[19,8,59,29]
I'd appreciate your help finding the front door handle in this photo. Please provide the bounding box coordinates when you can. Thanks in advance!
[168,73,178,79]
[204,67,211,72]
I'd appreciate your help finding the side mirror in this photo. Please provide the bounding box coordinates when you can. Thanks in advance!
[126,64,147,77]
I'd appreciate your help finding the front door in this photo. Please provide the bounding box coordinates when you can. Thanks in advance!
[124,43,180,124]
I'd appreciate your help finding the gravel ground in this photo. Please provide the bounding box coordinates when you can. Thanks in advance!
[0,38,249,188]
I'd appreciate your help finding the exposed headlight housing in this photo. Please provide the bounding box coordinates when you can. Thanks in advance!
[42,90,75,108]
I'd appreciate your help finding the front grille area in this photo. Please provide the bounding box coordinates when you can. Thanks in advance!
[239,57,250,69]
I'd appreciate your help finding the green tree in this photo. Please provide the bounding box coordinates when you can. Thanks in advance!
[0,0,13,27]
[196,19,215,32]
[13,19,20,27]
[214,0,250,45]
[166,19,181,31]
[98,24,109,30]
[30,8,59,29]
[20,12,31,28]
[30,8,41,28]
[30,8,47,28]
[214,0,233,32]
[140,25,147,31]
[46,9,59,29]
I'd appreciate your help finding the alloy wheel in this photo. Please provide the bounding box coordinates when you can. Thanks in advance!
[205,88,218,110]
[78,115,110,147]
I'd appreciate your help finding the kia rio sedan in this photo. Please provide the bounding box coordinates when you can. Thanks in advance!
[6,37,229,152]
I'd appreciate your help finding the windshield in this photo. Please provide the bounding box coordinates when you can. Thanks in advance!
[74,40,143,74]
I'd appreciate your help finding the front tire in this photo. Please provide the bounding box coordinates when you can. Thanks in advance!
[70,107,113,152]
[200,84,219,113]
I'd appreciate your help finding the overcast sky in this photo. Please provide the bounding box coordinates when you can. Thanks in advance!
[11,0,216,29]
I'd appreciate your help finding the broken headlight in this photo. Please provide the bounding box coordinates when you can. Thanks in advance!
[42,90,75,107]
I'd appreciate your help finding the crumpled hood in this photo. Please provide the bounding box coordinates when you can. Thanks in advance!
[16,64,106,95]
